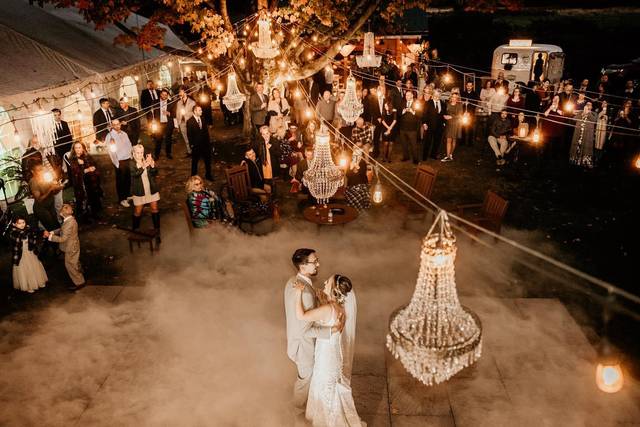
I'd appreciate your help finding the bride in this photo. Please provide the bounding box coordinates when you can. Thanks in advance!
[293,274,365,427]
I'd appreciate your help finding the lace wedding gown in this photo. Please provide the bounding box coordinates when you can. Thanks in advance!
[306,304,365,427]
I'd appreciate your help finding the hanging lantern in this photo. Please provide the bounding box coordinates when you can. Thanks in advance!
[337,75,363,125]
[251,17,279,59]
[30,110,56,156]
[339,44,355,57]
[303,125,344,204]
[532,128,541,144]
[372,166,383,204]
[222,73,246,113]
[356,32,382,68]
[387,210,483,386]
[517,123,528,138]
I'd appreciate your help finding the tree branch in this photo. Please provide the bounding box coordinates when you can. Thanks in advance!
[218,0,234,32]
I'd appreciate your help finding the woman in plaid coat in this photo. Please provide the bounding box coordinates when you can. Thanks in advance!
[9,216,48,293]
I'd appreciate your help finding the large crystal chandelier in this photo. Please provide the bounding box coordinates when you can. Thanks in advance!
[336,75,363,125]
[222,72,246,113]
[303,125,344,204]
[251,17,279,59]
[30,109,56,155]
[356,32,382,68]
[387,210,482,386]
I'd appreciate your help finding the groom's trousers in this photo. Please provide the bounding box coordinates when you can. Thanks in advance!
[293,361,314,408]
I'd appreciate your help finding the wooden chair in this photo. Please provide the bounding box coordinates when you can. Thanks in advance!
[401,165,438,226]
[456,190,509,235]
[225,164,273,234]
[127,230,156,254]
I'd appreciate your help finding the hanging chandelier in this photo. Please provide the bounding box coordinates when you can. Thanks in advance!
[337,75,363,125]
[251,17,279,59]
[30,109,56,155]
[387,210,483,386]
[303,125,344,204]
[222,73,246,113]
[356,32,382,68]
[339,43,355,57]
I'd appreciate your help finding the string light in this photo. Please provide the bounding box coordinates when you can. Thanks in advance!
[596,361,624,393]
[185,66,191,72]
[13,130,21,145]
[461,112,470,126]
[199,93,208,103]
[134,75,139,81]
[42,171,54,183]
[207,53,213,60]
[291,41,298,48]
[167,61,173,67]
[635,156,640,169]
[305,108,313,119]
[307,52,314,60]
[76,109,83,121]
[338,153,349,168]
[198,48,203,54]
[151,120,158,133]
[532,128,541,144]
[312,35,318,42]
[564,101,575,113]
[294,89,302,99]
[239,58,246,66]
[443,73,452,84]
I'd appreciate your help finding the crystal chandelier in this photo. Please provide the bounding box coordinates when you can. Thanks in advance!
[222,72,246,113]
[251,17,279,59]
[337,75,363,125]
[303,125,344,204]
[356,32,382,68]
[30,109,56,155]
[387,210,483,386]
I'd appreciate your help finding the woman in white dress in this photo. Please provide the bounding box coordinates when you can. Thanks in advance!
[129,144,161,236]
[10,216,48,293]
[267,88,290,135]
[294,274,365,427]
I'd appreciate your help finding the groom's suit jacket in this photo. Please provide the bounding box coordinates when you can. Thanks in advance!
[284,274,331,369]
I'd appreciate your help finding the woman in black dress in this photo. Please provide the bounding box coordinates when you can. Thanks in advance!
[380,100,397,162]
[68,142,103,219]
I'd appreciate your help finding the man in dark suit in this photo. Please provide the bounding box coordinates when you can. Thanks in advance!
[368,86,386,158]
[398,91,422,164]
[153,89,175,160]
[389,79,404,113]
[114,98,140,145]
[187,105,213,180]
[140,80,160,121]
[52,108,72,159]
[92,98,113,145]
[461,81,479,146]
[423,89,445,160]
[249,82,268,132]
[241,147,270,202]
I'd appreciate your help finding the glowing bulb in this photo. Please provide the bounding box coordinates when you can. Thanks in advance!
[634,156,640,169]
[307,52,314,60]
[185,66,191,72]
[278,31,284,37]
[200,93,208,103]
[167,61,173,67]
[291,28,296,34]
[151,121,158,133]
[291,41,297,48]
[243,30,248,36]
[414,102,422,111]
[198,48,203,54]
[443,73,452,84]
[42,171,53,183]
[532,129,541,144]
[157,80,163,87]
[497,87,505,96]
[338,155,348,168]
[294,89,301,99]
[240,58,246,66]
[254,31,258,37]
[134,75,139,81]
[207,53,213,60]
[462,112,470,125]
[564,101,575,113]
[372,182,383,204]
[305,109,313,118]
[312,35,318,42]
[280,61,287,69]
[216,83,223,91]
[90,91,96,98]
[109,143,117,153]
[596,363,624,393]
[245,24,250,30]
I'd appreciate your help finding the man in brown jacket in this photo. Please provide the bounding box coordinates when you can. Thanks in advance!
[44,204,85,290]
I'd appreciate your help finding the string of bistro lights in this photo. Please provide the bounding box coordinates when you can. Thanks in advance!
[276,20,640,138]
[293,72,640,313]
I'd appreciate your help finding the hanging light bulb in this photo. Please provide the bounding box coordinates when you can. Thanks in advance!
[167,61,173,67]
[443,73,452,84]
[76,109,83,121]
[307,52,314,60]
[207,53,213,60]
[312,34,318,42]
[245,24,250,30]
[239,58,246,66]
[294,88,302,99]
[13,130,21,145]
[198,47,203,54]
[372,181,383,204]
[200,93,208,103]
[185,66,191,72]
[291,41,297,48]
[42,170,53,183]
[279,60,287,70]
[634,156,640,169]
[596,362,624,393]
[216,82,223,92]
[564,101,575,113]
[532,128,541,144]
[462,112,470,126]
[278,30,284,37]
[134,75,139,81]
[151,120,158,133]
[338,153,349,169]
[305,108,313,119]
[156,79,163,87]
[90,89,96,98]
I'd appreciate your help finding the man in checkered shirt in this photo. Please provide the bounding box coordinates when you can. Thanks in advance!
[351,117,374,154]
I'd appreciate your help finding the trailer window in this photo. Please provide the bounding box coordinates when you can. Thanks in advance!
[501,53,518,65]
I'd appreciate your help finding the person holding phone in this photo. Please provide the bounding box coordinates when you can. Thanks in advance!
[129,144,161,237]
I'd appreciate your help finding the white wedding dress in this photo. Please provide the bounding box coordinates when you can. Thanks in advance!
[306,292,365,427]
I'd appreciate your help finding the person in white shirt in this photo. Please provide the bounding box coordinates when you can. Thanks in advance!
[105,119,133,207]
[152,89,175,160]
[176,85,197,157]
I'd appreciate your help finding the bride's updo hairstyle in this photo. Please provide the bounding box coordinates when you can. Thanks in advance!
[332,274,352,304]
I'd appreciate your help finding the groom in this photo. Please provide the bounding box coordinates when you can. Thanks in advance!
[284,248,344,408]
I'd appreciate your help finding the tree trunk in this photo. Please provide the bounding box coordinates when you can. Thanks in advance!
[257,0,268,11]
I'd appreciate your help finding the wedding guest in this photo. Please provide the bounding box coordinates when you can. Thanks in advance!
[52,108,73,160]
[130,144,161,235]
[398,91,422,163]
[303,120,318,148]
[423,89,445,160]
[477,80,495,144]
[176,85,196,157]
[185,175,225,228]
[533,53,544,82]
[537,80,552,109]
[187,105,213,180]
[461,81,479,145]
[45,204,85,290]
[351,117,374,156]
[153,89,175,160]
[10,215,47,293]
[574,92,588,113]
[542,95,566,158]
[285,123,304,178]
[29,164,64,231]
[106,119,133,207]
[68,142,102,219]
[21,136,64,213]
[594,101,609,165]
[250,82,268,132]
[487,110,512,166]
[569,102,597,168]
[114,97,140,145]
[506,87,525,125]
[242,148,271,203]
[295,147,314,196]
[267,88,290,134]
[140,80,160,121]
[441,93,463,162]
[92,98,113,145]
[380,100,397,162]
[345,146,371,211]
[316,90,336,125]
[252,125,281,186]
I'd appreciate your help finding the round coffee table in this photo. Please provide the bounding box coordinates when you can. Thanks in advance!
[303,203,358,226]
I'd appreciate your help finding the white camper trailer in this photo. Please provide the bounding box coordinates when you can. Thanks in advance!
[492,40,564,88]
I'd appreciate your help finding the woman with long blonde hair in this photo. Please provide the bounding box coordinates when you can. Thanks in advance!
[129,144,160,236]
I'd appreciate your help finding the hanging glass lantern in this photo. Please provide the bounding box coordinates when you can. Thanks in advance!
[303,125,344,204]
[222,73,246,113]
[337,75,363,125]
[387,210,483,386]
[356,32,382,68]
[339,44,356,57]
[30,109,56,156]
[251,17,279,59]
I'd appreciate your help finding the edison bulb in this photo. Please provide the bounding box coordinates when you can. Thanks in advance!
[372,183,383,204]
[443,73,452,83]
[294,89,301,99]
[305,109,313,118]
[13,131,21,145]
[151,121,158,133]
[200,93,208,103]
[635,156,640,169]
[564,101,575,113]
[312,35,318,42]
[185,66,191,72]
[167,61,173,67]
[307,52,314,60]
[134,75,139,81]
[532,129,541,144]
[216,83,223,91]
[42,171,53,183]
[462,112,470,125]
[338,156,348,168]
[207,53,213,60]
[76,110,83,121]
[198,48,203,54]
[596,363,624,393]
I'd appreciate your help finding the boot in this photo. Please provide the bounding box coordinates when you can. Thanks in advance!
[132,215,142,230]
[151,212,161,243]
